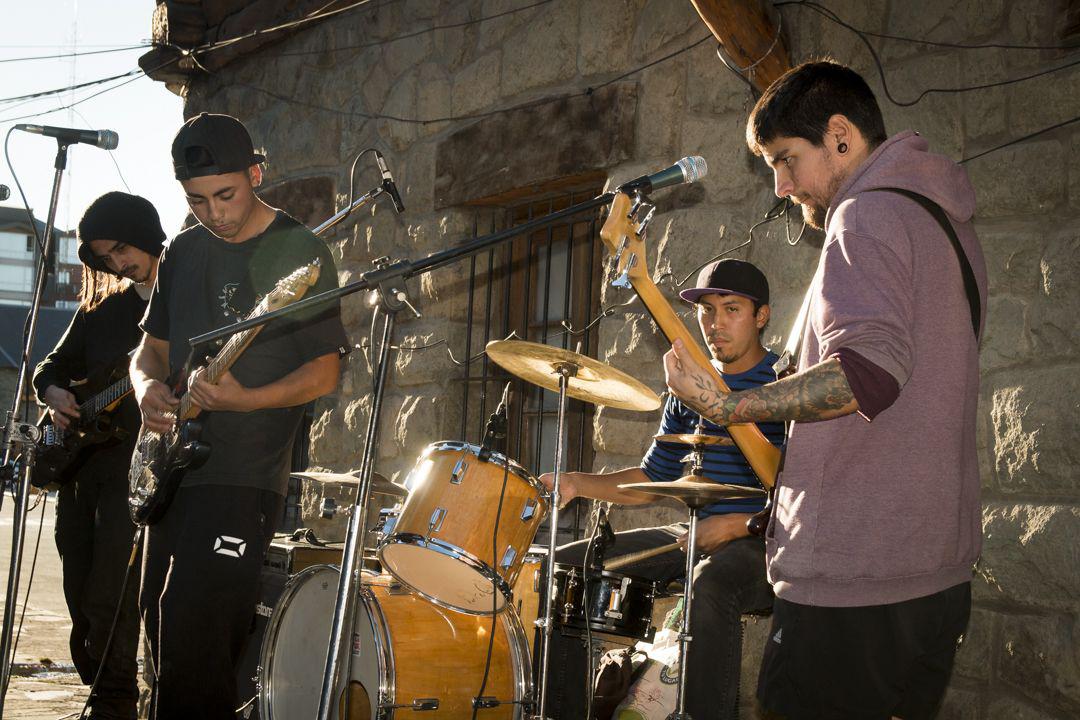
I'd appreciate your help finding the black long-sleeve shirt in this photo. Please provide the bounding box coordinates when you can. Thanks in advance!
[32,285,148,463]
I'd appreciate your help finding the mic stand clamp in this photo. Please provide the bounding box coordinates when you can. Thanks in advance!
[589,505,616,573]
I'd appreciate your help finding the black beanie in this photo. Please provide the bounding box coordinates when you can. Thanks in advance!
[77,192,166,274]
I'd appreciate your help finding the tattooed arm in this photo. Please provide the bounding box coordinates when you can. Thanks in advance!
[663,338,859,425]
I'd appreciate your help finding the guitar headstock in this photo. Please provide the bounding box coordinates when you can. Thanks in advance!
[265,260,321,310]
[599,191,654,290]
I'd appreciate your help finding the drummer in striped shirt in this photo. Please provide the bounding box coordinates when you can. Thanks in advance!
[539,258,785,720]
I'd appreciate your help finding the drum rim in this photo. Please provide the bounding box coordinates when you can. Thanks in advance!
[258,563,341,720]
[423,440,548,495]
[379,534,513,616]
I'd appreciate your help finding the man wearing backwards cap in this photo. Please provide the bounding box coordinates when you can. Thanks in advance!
[537,259,786,720]
[130,113,347,719]
[33,191,165,720]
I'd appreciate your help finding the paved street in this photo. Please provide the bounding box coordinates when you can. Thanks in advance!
[0,491,91,718]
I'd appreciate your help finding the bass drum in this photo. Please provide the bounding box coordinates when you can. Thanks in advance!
[259,565,532,719]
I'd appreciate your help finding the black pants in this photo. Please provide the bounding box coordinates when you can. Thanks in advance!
[545,525,773,720]
[140,484,283,720]
[54,458,141,720]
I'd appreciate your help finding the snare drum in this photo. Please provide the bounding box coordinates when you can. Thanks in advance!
[379,441,548,614]
[259,566,532,719]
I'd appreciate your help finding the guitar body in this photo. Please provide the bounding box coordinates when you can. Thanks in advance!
[128,419,211,525]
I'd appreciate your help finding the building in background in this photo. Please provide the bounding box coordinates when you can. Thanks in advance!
[0,206,80,308]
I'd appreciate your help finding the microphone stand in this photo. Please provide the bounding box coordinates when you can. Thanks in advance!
[184,190,616,719]
[0,140,71,712]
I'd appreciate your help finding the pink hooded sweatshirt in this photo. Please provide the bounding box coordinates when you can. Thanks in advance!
[767,131,988,607]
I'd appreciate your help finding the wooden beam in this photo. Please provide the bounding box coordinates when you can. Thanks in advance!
[689,0,792,93]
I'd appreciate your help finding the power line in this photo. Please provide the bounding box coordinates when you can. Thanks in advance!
[0,70,142,105]
[0,44,150,64]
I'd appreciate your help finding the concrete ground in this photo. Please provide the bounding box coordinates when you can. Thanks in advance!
[0,491,91,719]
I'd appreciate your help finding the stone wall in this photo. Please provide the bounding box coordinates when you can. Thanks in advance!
[170,1,1080,716]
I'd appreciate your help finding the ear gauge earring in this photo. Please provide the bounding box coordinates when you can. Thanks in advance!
[837,142,848,154]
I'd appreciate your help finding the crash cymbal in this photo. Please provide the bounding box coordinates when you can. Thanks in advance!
[485,339,661,412]
[654,433,734,447]
[290,470,406,497]
[619,477,765,508]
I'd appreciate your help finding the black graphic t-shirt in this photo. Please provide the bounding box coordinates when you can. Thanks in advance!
[141,211,348,495]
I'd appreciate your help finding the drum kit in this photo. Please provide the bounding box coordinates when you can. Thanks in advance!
[256,339,762,719]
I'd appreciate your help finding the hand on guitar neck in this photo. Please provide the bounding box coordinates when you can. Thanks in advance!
[187,366,255,413]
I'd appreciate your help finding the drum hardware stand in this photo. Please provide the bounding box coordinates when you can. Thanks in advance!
[317,257,418,720]
[668,430,707,720]
[532,358,577,720]
[0,140,71,713]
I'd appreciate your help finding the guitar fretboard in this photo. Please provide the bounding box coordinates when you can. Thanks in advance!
[80,376,133,423]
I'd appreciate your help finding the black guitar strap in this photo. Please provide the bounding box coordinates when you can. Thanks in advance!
[878,188,982,339]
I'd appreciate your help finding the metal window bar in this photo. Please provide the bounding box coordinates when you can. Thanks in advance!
[458,189,604,544]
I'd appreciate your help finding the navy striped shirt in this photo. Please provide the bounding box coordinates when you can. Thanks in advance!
[640,351,786,516]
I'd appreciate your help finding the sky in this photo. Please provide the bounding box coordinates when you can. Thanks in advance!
[0,1,189,237]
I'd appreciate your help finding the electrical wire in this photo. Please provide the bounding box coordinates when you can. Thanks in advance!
[471,455,511,719]
[0,44,149,64]
[0,70,141,105]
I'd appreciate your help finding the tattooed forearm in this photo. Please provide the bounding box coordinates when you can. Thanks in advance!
[687,358,859,425]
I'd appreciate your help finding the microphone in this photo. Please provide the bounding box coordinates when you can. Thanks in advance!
[0,185,8,201]
[481,382,512,454]
[618,155,707,194]
[374,150,405,213]
[14,124,119,150]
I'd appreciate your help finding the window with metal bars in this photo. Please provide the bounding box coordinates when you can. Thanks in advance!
[458,187,606,541]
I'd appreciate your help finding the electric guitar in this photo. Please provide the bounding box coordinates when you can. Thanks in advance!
[32,356,135,488]
[128,261,321,525]
[599,191,781,489]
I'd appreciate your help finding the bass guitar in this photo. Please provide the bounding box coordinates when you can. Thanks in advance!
[599,191,780,488]
[128,261,321,525]
[33,355,135,488]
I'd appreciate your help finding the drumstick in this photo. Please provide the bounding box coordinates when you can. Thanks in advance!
[604,541,682,571]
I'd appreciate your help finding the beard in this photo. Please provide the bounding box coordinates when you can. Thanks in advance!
[801,201,827,230]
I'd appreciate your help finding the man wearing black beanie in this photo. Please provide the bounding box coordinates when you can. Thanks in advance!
[33,191,165,720]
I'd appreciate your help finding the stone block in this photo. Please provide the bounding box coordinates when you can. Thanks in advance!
[1006,0,1066,46]
[381,27,433,83]
[360,50,393,111]
[1071,131,1080,214]
[377,71,419,152]
[1006,63,1080,140]
[634,61,687,162]
[437,82,636,208]
[632,0,700,58]
[593,404,662,457]
[477,0,551,54]
[392,327,461,388]
[685,41,755,117]
[390,394,445,466]
[415,63,452,137]
[953,606,996,682]
[998,611,1080,713]
[450,49,501,117]
[988,368,1080,495]
[878,50,963,159]
[500,1,578,97]
[976,503,1080,611]
[936,684,983,720]
[598,311,669,385]
[578,0,638,77]
[977,223,1048,297]
[680,114,758,204]
[610,500,683,532]
[979,294,1033,372]
[958,49,1009,144]
[1028,234,1080,361]
[988,693,1074,720]
[967,140,1064,218]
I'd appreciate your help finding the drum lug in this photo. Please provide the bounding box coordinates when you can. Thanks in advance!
[383,698,440,711]
[428,507,447,532]
[450,458,468,484]
[520,499,538,521]
[500,546,517,570]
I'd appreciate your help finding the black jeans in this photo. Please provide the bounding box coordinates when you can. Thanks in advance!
[545,525,773,720]
[140,485,283,720]
[54,458,141,720]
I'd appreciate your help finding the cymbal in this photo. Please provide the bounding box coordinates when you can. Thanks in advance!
[485,340,661,412]
[654,433,734,447]
[290,470,406,497]
[619,478,765,507]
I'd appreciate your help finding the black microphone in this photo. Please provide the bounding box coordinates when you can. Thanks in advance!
[481,382,512,454]
[374,150,405,213]
[0,185,9,202]
[14,124,118,150]
[618,155,707,193]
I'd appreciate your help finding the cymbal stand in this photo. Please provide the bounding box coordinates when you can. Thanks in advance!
[531,360,577,720]
[669,425,706,720]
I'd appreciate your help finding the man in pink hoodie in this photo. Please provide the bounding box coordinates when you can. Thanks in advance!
[663,61,987,718]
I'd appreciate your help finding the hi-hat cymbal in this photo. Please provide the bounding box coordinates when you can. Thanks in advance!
[619,477,765,508]
[485,339,661,412]
[290,470,406,497]
[654,433,734,447]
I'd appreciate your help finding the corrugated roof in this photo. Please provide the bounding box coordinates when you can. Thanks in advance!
[0,304,75,371]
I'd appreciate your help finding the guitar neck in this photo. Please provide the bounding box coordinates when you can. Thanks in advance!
[177,301,268,421]
[631,276,780,488]
[80,375,134,422]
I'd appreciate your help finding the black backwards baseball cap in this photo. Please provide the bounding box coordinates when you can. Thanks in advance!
[171,112,265,181]
[77,192,166,274]
[679,258,770,305]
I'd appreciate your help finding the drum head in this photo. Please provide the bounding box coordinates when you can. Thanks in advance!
[380,541,507,614]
